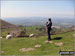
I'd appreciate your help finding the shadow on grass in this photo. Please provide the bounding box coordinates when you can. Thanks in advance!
[52,37,62,40]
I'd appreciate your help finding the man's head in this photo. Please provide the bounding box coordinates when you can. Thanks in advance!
[48,18,51,21]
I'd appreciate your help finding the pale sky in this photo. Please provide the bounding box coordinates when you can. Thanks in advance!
[1,0,74,18]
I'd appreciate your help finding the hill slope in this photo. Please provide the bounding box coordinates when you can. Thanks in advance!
[1,32,74,55]
[0,19,17,29]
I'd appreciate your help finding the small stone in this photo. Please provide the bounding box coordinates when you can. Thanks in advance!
[55,42,63,46]
[35,45,41,48]
[0,51,4,54]
[45,40,53,43]
[19,48,35,52]
[0,37,2,39]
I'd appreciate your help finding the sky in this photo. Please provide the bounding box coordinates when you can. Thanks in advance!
[1,0,74,18]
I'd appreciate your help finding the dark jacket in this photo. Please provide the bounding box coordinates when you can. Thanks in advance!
[47,21,52,30]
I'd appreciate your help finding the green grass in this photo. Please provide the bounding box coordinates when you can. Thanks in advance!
[1,32,74,55]
[25,25,43,35]
[1,25,44,37]
[1,28,20,37]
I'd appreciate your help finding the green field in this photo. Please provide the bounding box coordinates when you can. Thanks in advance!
[1,31,74,55]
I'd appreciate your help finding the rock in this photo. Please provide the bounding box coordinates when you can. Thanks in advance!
[0,51,4,54]
[29,34,34,37]
[19,48,35,52]
[6,34,12,40]
[35,45,41,48]
[45,40,53,43]
[0,37,2,39]
[55,42,63,46]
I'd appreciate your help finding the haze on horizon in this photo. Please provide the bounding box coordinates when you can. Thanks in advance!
[1,0,74,19]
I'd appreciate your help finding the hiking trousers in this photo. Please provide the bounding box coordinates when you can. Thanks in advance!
[47,28,51,41]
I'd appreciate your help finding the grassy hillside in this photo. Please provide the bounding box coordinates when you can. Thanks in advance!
[1,32,74,55]
[0,19,17,30]
[1,24,74,55]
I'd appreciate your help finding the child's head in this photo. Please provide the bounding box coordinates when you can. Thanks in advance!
[46,22,48,24]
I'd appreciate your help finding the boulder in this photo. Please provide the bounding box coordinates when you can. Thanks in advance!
[35,45,41,48]
[19,48,35,52]
[6,35,12,40]
[0,37,2,39]
[29,33,34,37]
[55,42,63,46]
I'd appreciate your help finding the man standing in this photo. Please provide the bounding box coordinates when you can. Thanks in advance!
[46,18,52,42]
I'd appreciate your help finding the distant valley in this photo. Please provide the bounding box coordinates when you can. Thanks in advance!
[1,17,74,28]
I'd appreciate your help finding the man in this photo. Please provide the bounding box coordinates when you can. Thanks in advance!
[46,18,52,42]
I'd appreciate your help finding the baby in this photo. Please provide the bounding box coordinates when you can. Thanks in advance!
[46,22,48,31]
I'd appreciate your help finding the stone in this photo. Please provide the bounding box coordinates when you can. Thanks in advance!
[35,45,41,48]
[29,33,34,37]
[45,40,53,43]
[0,37,2,39]
[6,34,12,40]
[0,51,4,54]
[19,48,35,52]
[55,42,63,46]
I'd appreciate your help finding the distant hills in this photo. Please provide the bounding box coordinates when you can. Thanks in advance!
[1,17,74,28]
[0,19,17,29]
[0,19,74,36]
